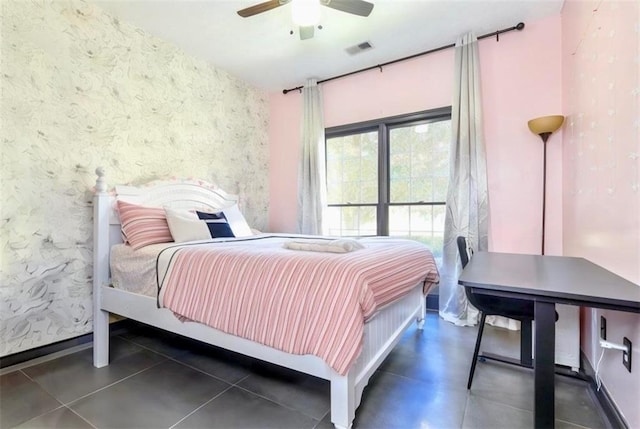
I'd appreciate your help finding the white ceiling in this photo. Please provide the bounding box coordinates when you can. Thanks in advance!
[95,0,564,92]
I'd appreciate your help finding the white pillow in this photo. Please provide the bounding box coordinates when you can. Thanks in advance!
[221,204,253,237]
[164,207,211,243]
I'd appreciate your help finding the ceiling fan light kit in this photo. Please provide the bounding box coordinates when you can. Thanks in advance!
[237,0,374,40]
[291,0,321,26]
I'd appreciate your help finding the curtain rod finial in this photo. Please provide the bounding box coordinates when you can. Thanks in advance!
[516,22,525,31]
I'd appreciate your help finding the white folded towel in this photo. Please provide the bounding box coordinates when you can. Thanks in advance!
[283,238,365,253]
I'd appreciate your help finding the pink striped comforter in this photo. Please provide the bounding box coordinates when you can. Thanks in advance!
[157,235,439,375]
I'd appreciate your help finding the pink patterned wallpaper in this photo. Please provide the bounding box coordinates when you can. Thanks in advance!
[563,0,639,281]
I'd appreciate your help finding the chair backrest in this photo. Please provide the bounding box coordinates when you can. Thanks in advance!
[457,236,483,308]
[457,236,471,268]
[456,235,536,321]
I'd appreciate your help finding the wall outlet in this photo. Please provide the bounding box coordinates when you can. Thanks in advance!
[623,337,632,373]
[600,316,607,340]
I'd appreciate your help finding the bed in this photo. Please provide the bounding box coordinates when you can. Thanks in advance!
[92,168,439,429]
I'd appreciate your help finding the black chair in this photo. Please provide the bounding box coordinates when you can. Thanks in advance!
[457,236,535,389]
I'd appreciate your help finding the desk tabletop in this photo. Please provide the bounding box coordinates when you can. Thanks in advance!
[458,252,640,313]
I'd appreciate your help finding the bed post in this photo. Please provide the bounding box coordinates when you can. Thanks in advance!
[330,370,356,429]
[93,167,110,368]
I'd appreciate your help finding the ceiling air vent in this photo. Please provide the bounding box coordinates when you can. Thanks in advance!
[345,41,373,56]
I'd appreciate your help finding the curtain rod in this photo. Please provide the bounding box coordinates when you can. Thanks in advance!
[282,22,525,94]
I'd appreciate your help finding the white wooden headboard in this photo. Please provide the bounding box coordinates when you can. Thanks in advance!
[92,167,239,287]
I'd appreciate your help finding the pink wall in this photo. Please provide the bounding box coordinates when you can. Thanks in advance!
[268,6,640,423]
[562,0,640,426]
[322,50,453,127]
[480,16,563,255]
[269,93,302,233]
[269,15,564,258]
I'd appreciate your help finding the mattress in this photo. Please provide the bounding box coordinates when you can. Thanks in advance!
[110,242,173,297]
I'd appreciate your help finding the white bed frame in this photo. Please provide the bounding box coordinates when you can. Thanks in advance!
[92,168,427,429]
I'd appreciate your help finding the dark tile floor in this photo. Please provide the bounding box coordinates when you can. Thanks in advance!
[1,312,609,429]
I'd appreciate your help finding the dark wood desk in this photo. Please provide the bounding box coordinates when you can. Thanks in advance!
[458,252,640,429]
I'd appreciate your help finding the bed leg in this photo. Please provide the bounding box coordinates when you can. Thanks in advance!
[93,168,110,368]
[93,306,110,368]
[416,295,426,330]
[330,370,355,429]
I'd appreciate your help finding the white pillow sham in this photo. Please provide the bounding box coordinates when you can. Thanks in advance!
[220,204,253,237]
[164,207,211,243]
[164,204,253,243]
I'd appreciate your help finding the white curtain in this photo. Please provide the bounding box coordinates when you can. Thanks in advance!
[439,33,490,326]
[297,79,326,235]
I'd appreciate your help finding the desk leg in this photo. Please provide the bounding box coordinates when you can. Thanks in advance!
[520,319,533,367]
[534,301,556,429]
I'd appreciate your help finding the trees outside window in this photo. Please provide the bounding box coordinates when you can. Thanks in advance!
[325,108,451,263]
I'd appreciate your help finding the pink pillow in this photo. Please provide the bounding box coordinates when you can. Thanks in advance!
[116,200,174,250]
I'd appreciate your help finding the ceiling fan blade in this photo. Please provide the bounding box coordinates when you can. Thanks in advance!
[237,0,288,17]
[299,25,315,40]
[322,0,374,17]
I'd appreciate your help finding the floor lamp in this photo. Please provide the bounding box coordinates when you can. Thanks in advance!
[527,115,564,255]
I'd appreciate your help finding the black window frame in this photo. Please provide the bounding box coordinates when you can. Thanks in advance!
[325,106,452,237]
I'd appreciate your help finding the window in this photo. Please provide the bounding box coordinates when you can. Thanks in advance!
[325,108,451,262]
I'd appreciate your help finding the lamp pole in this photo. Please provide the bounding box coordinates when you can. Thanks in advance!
[527,115,564,256]
[539,132,551,255]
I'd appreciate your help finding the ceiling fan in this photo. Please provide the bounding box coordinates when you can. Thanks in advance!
[237,0,375,40]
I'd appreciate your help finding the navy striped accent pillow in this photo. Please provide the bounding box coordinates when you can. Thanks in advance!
[196,211,235,238]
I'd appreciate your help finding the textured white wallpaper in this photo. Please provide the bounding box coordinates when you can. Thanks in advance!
[0,0,270,356]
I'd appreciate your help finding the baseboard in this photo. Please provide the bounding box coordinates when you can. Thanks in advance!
[0,320,134,369]
[581,351,628,429]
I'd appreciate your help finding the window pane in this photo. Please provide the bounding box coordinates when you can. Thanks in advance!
[389,120,451,204]
[326,132,378,205]
[409,177,431,202]
[325,109,451,259]
[389,204,445,265]
[362,180,378,202]
[390,153,410,180]
[432,176,449,201]
[325,206,377,237]
[388,205,410,236]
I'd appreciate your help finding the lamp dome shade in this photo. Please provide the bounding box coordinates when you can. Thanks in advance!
[528,115,565,135]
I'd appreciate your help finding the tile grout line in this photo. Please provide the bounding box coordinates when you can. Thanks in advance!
[63,360,165,408]
[9,370,75,429]
[15,341,167,412]
[312,410,331,429]
[161,355,327,424]
[8,403,67,429]
[116,336,319,427]
[377,366,470,394]
[116,334,187,361]
[466,393,536,417]
[231,381,327,422]
[459,389,471,428]
[120,332,264,390]
[145,335,330,423]
[163,354,242,386]
[67,406,100,429]
[13,336,169,412]
[168,384,235,429]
